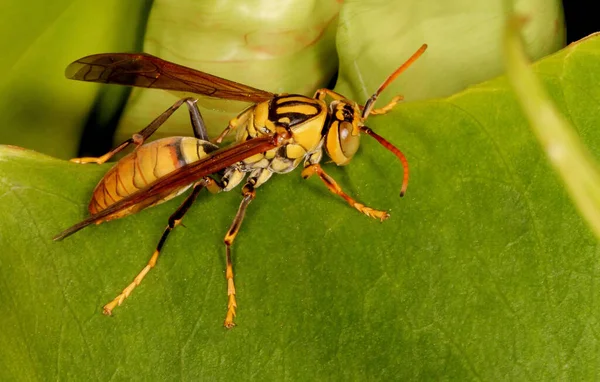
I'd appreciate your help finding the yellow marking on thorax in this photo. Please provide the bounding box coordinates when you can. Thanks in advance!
[285,144,307,159]
[290,110,327,151]
[276,104,319,116]
[253,102,270,130]
[265,148,277,159]
[243,152,266,164]
[264,119,277,134]
[275,95,313,104]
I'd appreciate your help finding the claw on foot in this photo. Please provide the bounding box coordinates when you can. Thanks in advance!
[224,294,237,328]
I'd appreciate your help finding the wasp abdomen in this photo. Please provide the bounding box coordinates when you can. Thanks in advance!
[89,137,218,216]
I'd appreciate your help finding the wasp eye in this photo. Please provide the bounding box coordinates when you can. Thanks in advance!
[339,121,360,158]
[326,121,361,166]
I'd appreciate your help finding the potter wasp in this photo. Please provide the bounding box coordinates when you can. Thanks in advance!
[54,44,428,327]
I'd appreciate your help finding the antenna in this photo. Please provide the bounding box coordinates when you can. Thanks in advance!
[360,44,427,197]
[360,126,410,197]
[362,44,428,120]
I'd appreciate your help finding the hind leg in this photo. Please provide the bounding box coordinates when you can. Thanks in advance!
[72,97,208,164]
[102,177,221,315]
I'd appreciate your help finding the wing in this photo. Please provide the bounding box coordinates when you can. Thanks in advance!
[65,53,275,103]
[54,134,282,241]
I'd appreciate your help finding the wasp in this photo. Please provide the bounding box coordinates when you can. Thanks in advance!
[54,44,428,327]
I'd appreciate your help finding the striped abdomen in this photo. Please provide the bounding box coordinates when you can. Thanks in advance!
[89,137,218,218]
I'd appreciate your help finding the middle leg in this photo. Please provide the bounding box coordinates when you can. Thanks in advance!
[221,168,272,328]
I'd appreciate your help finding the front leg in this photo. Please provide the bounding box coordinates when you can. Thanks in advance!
[367,95,403,115]
[302,163,390,221]
[314,89,403,116]
[213,104,255,144]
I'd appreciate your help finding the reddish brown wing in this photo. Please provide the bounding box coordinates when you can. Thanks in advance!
[65,53,275,103]
[54,135,281,241]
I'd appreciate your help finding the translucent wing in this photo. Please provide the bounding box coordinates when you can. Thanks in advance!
[65,53,275,103]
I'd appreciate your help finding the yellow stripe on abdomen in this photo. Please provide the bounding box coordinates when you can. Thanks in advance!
[88,137,218,215]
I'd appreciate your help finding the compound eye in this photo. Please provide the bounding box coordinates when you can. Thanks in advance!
[339,121,360,159]
[326,121,361,166]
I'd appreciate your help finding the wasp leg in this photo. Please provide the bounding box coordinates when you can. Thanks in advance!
[102,177,220,315]
[368,95,404,115]
[223,184,254,328]
[222,168,272,328]
[213,104,254,144]
[301,164,390,221]
[72,98,208,164]
[314,89,402,116]
[313,88,348,101]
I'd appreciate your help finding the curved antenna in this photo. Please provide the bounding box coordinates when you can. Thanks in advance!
[360,126,409,197]
[358,43,427,197]
[361,44,428,120]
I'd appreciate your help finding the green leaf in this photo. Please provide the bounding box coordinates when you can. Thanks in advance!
[115,0,342,143]
[1,31,599,380]
[0,0,152,158]
[505,21,600,238]
[335,0,564,103]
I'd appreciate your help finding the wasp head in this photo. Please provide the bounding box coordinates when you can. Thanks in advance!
[324,100,363,166]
